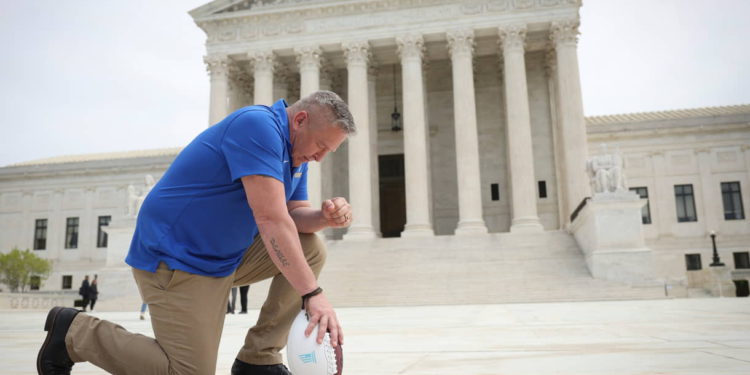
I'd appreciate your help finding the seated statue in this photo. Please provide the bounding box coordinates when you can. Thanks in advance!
[587,144,627,194]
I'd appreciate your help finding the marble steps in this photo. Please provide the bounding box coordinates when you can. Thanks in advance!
[94,231,666,311]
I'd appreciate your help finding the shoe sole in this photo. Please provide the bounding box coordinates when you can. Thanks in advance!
[36,306,63,375]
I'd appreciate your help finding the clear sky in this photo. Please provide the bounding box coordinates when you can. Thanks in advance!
[1,0,748,167]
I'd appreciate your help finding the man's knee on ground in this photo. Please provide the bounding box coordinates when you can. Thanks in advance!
[298,233,327,266]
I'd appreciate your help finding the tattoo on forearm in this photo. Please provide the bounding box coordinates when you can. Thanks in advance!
[270,238,290,267]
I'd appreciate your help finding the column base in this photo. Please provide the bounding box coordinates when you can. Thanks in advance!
[454,220,488,236]
[401,223,434,238]
[510,216,544,233]
[342,225,378,241]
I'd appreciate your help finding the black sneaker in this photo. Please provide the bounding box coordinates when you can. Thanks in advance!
[231,359,291,375]
[37,307,80,375]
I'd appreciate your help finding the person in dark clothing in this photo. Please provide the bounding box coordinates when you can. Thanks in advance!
[88,276,99,311]
[78,275,90,312]
[238,285,249,314]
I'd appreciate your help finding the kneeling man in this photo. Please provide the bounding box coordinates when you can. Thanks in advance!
[38,90,355,375]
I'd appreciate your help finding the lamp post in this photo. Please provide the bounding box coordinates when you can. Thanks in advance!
[709,230,725,267]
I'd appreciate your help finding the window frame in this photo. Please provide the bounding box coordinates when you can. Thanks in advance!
[674,184,698,223]
[685,253,702,271]
[630,186,652,224]
[65,217,79,249]
[97,215,112,248]
[721,181,745,220]
[33,218,48,250]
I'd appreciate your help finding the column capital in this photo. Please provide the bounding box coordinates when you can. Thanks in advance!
[544,48,556,77]
[294,45,323,70]
[550,19,580,47]
[368,63,379,78]
[396,34,425,62]
[342,40,370,67]
[498,24,527,52]
[447,29,475,59]
[248,50,276,73]
[204,55,229,77]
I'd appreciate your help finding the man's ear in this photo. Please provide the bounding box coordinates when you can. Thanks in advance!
[294,110,308,129]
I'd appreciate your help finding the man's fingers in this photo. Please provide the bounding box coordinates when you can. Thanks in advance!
[329,320,342,347]
[304,313,320,337]
[317,315,329,344]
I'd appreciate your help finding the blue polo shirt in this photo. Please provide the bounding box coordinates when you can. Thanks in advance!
[125,100,308,277]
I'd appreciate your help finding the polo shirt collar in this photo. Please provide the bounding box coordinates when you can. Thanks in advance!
[270,99,290,145]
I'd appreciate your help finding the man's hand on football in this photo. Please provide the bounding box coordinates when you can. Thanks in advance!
[304,293,343,347]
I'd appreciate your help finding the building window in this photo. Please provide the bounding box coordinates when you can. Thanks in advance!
[491,183,500,201]
[30,276,41,291]
[630,187,652,224]
[734,252,750,269]
[97,216,111,248]
[685,254,702,271]
[33,219,47,250]
[538,181,548,199]
[721,182,745,220]
[674,184,697,222]
[62,275,72,290]
[65,217,79,249]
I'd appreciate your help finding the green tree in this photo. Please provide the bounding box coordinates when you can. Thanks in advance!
[0,247,52,293]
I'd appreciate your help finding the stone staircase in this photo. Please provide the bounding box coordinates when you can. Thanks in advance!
[95,230,666,312]
[318,230,665,307]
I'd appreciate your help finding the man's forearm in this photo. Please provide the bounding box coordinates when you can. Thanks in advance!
[289,206,328,233]
[256,215,318,296]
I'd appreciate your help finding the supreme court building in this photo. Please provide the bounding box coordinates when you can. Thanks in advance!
[1,0,749,304]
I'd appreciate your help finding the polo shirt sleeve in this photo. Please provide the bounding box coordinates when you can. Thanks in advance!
[220,109,285,183]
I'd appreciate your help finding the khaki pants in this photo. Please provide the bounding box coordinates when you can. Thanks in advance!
[64,233,326,375]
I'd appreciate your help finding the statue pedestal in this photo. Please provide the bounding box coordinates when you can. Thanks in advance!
[103,217,136,268]
[570,192,655,285]
[708,266,737,297]
[97,217,142,309]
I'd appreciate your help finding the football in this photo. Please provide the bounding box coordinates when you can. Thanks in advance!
[286,309,343,375]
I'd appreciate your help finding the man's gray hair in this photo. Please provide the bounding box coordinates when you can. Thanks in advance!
[293,90,357,135]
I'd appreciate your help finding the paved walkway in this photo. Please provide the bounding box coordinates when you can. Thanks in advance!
[2,298,749,374]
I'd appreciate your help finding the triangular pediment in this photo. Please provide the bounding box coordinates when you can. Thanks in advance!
[190,0,337,19]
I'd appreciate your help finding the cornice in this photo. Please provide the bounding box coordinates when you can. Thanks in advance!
[194,0,581,46]
[587,104,750,126]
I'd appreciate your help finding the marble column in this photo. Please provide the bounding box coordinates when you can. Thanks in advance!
[249,50,275,105]
[368,65,381,236]
[545,49,567,230]
[343,41,376,239]
[397,34,434,237]
[551,20,591,225]
[499,25,544,233]
[447,29,488,235]
[296,46,323,210]
[204,55,230,125]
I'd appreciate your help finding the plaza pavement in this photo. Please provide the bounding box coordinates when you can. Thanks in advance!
[2,298,749,374]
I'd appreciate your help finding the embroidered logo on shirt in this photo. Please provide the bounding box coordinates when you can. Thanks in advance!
[294,172,303,178]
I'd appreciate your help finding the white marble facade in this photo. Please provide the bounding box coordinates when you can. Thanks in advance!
[1,0,749,293]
